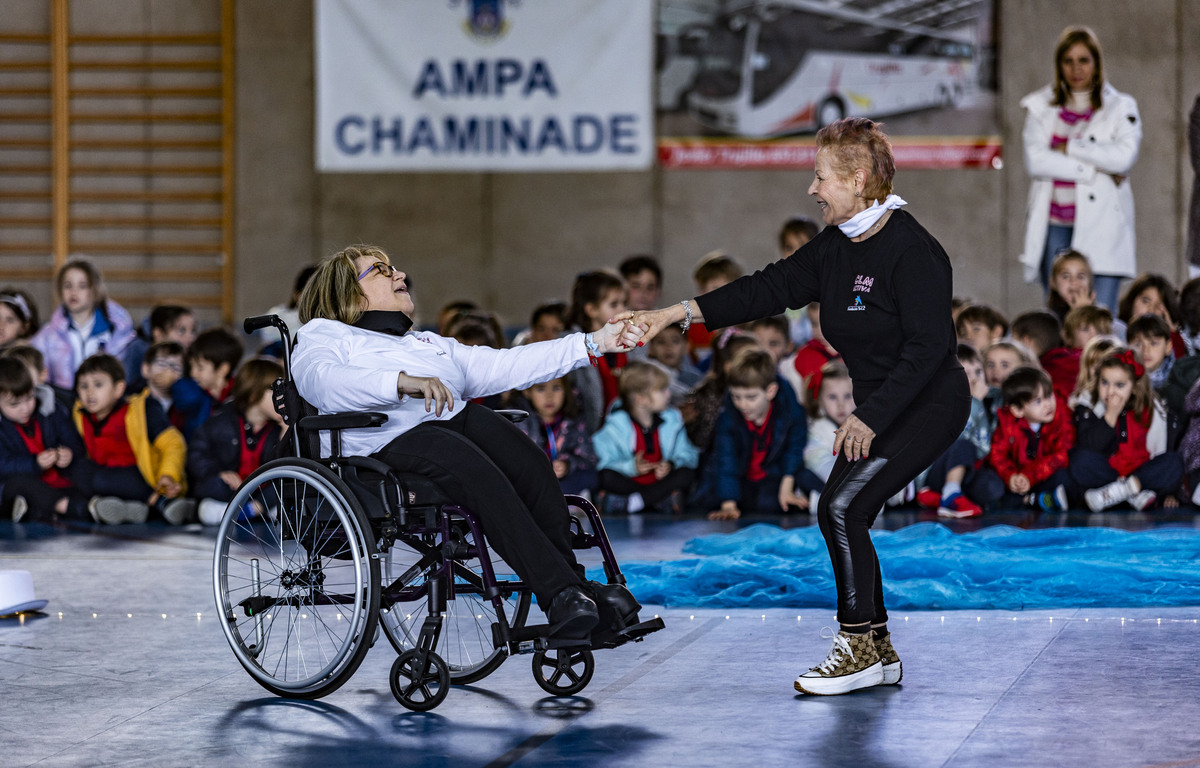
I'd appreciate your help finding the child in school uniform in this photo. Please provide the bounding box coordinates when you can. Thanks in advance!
[1012,310,1080,403]
[708,347,812,520]
[565,270,628,433]
[514,375,598,498]
[71,354,193,525]
[647,326,702,408]
[1071,349,1184,512]
[593,361,699,514]
[0,358,84,522]
[190,358,286,525]
[802,362,854,507]
[915,344,995,518]
[172,327,244,439]
[973,366,1075,512]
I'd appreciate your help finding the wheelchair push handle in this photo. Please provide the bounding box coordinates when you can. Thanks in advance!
[244,314,286,334]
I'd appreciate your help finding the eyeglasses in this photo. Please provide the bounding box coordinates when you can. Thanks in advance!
[356,262,398,282]
[151,360,184,373]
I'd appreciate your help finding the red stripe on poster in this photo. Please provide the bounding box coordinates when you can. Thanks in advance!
[657,138,1003,170]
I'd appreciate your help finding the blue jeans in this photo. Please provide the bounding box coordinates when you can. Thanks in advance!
[1090,275,1124,315]
[1040,224,1074,293]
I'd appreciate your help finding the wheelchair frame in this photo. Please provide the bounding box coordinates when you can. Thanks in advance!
[213,314,661,711]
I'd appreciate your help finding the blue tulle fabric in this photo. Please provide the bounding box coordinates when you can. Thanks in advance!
[596,523,1200,610]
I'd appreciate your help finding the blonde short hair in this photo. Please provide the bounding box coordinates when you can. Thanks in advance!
[297,244,390,325]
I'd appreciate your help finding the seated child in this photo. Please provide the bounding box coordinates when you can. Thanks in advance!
[1062,305,1114,351]
[189,358,286,525]
[1126,314,1174,393]
[682,332,760,455]
[780,302,839,403]
[689,251,745,364]
[123,305,197,392]
[141,341,185,422]
[915,344,994,518]
[172,327,244,439]
[566,269,628,432]
[708,348,812,520]
[973,367,1075,512]
[1012,310,1079,402]
[956,304,1009,353]
[0,358,84,522]
[982,338,1038,430]
[5,343,72,415]
[1069,335,1123,409]
[748,315,793,367]
[513,301,567,346]
[1071,349,1183,512]
[1118,273,1186,358]
[619,254,663,312]
[593,361,699,514]
[1046,249,1098,322]
[802,362,853,505]
[71,353,193,525]
[647,325,702,408]
[513,375,598,498]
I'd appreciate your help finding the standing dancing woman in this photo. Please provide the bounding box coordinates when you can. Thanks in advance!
[622,118,970,695]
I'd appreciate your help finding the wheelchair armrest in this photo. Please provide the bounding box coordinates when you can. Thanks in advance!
[495,409,528,423]
[298,412,388,431]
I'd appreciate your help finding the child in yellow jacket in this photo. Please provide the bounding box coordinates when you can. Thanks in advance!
[71,354,193,525]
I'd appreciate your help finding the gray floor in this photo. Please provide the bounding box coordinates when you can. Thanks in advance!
[3,512,1200,768]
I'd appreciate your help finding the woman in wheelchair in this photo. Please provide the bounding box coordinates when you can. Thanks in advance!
[291,245,645,640]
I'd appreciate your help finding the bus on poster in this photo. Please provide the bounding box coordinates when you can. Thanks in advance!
[656,0,1000,169]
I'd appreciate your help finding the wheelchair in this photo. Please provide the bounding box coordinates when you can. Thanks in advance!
[212,315,664,711]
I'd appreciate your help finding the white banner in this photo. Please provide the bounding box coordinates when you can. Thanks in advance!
[315,0,653,172]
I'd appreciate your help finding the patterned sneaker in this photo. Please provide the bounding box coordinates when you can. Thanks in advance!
[937,494,982,518]
[89,497,150,525]
[1025,485,1069,512]
[875,632,903,685]
[11,495,28,523]
[915,488,941,510]
[794,629,883,695]
[1129,489,1157,512]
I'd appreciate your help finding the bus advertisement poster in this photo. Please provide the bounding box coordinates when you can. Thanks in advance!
[316,0,654,172]
[656,0,1001,170]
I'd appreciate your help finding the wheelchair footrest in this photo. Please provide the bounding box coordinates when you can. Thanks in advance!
[504,622,592,655]
[591,616,666,651]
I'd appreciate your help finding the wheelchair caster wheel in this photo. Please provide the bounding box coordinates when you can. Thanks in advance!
[531,647,594,696]
[390,649,450,711]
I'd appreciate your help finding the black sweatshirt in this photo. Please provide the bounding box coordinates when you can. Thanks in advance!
[696,209,961,437]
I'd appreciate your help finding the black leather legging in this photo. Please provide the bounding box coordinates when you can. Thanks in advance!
[817,371,971,627]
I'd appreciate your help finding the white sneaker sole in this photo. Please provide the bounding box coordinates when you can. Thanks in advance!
[794,661,884,695]
[93,498,149,525]
[881,661,902,685]
[937,506,980,518]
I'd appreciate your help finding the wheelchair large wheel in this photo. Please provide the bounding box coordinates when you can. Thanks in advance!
[213,459,380,699]
[379,515,531,684]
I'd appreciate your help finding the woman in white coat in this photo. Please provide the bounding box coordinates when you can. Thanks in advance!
[1020,25,1141,313]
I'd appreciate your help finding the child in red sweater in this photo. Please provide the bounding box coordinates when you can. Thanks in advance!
[1070,349,1183,511]
[973,367,1075,511]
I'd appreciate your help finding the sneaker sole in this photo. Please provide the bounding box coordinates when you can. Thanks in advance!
[794,661,884,695]
[937,507,981,519]
[161,500,196,526]
[881,661,903,685]
[95,500,149,525]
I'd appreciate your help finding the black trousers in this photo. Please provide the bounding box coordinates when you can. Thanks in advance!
[598,467,696,508]
[817,370,971,627]
[373,403,583,606]
[1,475,88,521]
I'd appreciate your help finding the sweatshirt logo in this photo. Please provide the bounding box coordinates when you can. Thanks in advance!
[848,274,872,311]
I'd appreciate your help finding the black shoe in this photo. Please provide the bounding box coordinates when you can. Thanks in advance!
[586,581,642,631]
[545,586,599,639]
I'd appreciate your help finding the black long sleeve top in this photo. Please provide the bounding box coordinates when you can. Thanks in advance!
[695,210,961,437]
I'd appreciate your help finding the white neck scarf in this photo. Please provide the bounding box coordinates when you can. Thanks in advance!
[838,193,907,238]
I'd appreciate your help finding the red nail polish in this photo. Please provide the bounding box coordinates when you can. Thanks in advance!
[637,341,644,347]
